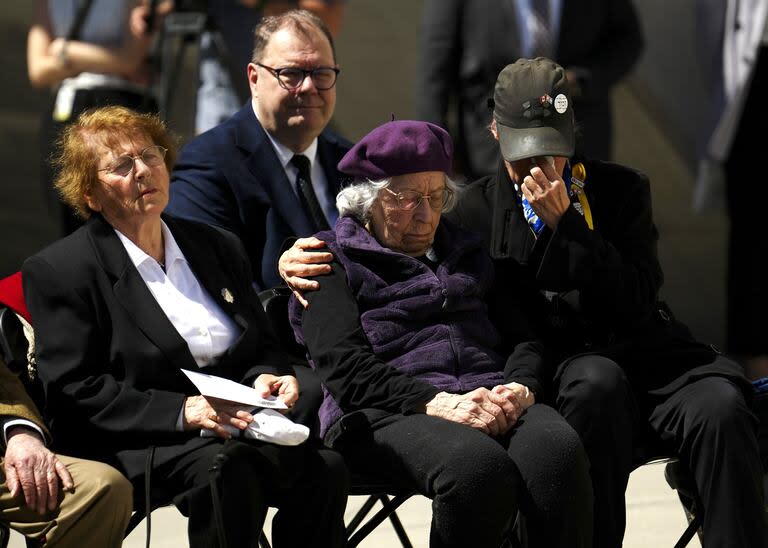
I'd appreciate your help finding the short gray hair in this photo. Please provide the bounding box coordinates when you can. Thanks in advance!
[336,175,461,223]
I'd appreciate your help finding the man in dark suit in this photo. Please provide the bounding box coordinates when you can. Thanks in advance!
[447,58,767,548]
[416,0,643,179]
[167,9,352,291]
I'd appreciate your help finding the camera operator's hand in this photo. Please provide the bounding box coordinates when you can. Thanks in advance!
[130,1,175,38]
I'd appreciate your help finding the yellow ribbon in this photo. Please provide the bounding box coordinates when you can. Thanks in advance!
[570,162,593,230]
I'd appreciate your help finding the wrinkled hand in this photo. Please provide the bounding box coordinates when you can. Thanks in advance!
[278,237,333,308]
[3,427,73,515]
[491,382,536,424]
[253,374,300,409]
[183,396,255,439]
[425,388,517,436]
[521,158,570,229]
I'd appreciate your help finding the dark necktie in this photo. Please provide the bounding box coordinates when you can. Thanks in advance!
[290,155,330,232]
[528,0,554,59]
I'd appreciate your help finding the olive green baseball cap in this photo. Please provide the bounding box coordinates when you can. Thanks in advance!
[492,57,575,162]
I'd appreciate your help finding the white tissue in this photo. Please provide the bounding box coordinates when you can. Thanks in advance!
[201,408,310,446]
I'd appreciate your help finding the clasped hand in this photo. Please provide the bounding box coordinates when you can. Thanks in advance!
[425,383,535,436]
[183,374,299,439]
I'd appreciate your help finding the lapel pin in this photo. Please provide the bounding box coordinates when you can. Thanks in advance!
[221,288,234,304]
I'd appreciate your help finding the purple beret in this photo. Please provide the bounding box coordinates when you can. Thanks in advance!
[338,120,453,180]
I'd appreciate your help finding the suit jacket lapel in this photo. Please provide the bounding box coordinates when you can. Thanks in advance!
[87,215,199,371]
[165,216,251,325]
[234,106,315,235]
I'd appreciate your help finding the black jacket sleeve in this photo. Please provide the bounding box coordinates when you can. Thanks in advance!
[22,256,187,440]
[537,169,663,328]
[300,260,440,415]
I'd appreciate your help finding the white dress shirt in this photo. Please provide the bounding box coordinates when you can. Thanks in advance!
[114,221,240,367]
[2,419,46,445]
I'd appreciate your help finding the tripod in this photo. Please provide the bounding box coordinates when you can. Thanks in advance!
[152,7,252,130]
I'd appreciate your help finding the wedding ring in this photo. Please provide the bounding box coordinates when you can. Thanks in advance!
[209,412,219,422]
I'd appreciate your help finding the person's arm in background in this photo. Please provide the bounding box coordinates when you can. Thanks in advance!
[263,1,346,37]
[415,0,462,129]
[27,0,161,88]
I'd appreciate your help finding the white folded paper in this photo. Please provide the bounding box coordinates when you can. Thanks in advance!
[181,369,287,409]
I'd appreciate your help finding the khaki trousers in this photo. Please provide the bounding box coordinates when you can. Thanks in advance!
[0,455,132,547]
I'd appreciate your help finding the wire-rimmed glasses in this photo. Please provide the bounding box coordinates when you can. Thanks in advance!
[97,145,167,177]
[382,187,454,211]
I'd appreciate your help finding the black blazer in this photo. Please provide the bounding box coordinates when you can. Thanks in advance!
[22,214,299,481]
[416,0,644,177]
[167,104,353,290]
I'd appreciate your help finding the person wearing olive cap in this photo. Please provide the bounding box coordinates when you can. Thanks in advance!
[287,119,594,548]
[446,57,767,548]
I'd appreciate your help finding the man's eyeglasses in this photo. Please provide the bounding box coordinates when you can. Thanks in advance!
[98,145,167,177]
[383,187,454,211]
[256,63,340,91]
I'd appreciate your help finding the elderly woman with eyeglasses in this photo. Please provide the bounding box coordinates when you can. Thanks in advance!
[288,120,593,548]
[21,105,348,548]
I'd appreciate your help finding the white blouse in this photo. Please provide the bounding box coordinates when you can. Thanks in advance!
[114,221,240,367]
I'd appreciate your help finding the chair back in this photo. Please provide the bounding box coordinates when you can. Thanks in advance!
[0,306,27,374]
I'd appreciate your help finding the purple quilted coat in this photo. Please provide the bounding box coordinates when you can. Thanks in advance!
[290,216,505,436]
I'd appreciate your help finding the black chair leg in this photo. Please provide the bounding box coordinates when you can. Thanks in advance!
[345,495,380,537]
[377,495,413,548]
[347,493,414,548]
[673,514,701,548]
[258,530,272,548]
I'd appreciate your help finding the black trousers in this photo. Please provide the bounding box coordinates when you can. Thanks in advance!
[148,438,348,548]
[555,355,768,548]
[338,404,593,548]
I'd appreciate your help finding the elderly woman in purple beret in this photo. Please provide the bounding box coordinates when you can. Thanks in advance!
[288,119,592,548]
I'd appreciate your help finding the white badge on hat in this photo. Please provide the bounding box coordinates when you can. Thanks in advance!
[554,94,568,114]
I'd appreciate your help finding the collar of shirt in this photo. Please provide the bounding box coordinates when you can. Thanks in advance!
[251,98,319,175]
[114,220,184,275]
[113,220,240,368]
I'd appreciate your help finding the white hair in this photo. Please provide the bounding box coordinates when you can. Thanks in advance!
[336,175,461,223]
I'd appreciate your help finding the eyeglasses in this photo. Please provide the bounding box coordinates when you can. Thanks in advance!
[256,63,340,91]
[382,187,453,211]
[97,145,167,177]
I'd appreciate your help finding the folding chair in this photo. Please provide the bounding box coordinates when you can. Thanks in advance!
[258,286,417,548]
[632,427,702,548]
